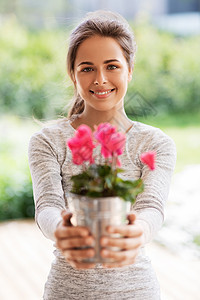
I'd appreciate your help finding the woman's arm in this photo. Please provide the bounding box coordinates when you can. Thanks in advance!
[28,129,65,241]
[28,129,96,268]
[134,132,177,244]
[100,131,176,267]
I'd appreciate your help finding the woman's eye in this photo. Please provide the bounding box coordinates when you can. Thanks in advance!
[107,65,117,70]
[81,67,93,72]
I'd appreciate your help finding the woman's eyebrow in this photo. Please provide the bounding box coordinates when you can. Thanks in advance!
[78,61,93,66]
[104,59,120,64]
[77,59,120,67]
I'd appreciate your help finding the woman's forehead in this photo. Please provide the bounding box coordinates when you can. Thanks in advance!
[74,35,126,65]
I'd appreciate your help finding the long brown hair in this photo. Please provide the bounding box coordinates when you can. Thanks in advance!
[66,10,137,118]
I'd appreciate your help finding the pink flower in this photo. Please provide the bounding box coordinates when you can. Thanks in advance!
[94,123,126,158]
[140,151,156,170]
[67,125,95,165]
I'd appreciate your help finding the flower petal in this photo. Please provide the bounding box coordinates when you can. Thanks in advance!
[140,151,156,170]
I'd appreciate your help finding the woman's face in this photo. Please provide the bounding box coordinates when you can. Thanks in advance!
[73,35,132,112]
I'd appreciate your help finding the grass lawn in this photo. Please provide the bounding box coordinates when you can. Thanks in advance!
[162,127,200,172]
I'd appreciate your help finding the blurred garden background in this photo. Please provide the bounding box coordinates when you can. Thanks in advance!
[0,0,200,256]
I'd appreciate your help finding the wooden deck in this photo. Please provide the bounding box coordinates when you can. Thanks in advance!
[0,219,199,300]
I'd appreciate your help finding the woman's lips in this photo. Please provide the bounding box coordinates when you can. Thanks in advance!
[90,88,115,98]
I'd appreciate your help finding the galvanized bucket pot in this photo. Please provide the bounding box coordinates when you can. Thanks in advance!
[66,192,131,263]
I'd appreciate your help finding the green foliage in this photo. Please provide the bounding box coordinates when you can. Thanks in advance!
[0,17,72,119]
[0,116,36,221]
[193,235,200,247]
[126,24,200,117]
[0,156,34,221]
[0,18,200,120]
[70,164,144,203]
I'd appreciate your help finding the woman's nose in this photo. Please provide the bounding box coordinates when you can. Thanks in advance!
[93,70,107,85]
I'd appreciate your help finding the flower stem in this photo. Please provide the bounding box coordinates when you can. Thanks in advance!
[82,162,87,172]
[99,150,102,165]
[111,154,117,189]
[112,154,117,170]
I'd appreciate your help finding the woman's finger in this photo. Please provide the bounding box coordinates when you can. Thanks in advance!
[100,248,139,262]
[54,226,90,239]
[63,248,95,260]
[61,210,73,226]
[102,257,136,269]
[127,212,137,224]
[57,236,94,250]
[100,236,142,250]
[106,224,143,237]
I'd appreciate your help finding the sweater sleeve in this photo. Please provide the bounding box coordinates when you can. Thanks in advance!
[133,129,177,244]
[28,129,65,241]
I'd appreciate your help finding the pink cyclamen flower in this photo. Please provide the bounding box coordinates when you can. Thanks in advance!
[67,125,95,165]
[94,123,126,158]
[140,151,156,170]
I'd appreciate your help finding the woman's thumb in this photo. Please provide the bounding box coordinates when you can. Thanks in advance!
[61,209,73,226]
[127,212,136,224]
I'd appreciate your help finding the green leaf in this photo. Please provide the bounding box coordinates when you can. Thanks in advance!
[70,164,144,203]
[87,179,104,193]
[97,165,112,177]
[104,175,113,189]
[113,178,144,203]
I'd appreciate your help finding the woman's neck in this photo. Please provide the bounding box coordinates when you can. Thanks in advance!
[70,107,133,133]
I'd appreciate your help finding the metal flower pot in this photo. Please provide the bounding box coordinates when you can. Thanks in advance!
[66,192,131,263]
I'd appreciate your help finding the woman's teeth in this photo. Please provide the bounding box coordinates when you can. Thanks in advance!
[90,89,114,95]
[95,90,111,95]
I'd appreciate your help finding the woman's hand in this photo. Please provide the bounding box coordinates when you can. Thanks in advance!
[100,212,144,268]
[54,210,95,269]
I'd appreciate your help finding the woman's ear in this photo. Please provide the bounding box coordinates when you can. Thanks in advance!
[128,72,132,82]
[71,72,76,85]
[128,66,133,82]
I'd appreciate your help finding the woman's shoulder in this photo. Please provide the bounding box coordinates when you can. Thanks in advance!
[130,120,176,153]
[30,118,73,140]
[28,118,75,153]
[132,120,172,139]
[127,120,176,168]
[131,120,163,134]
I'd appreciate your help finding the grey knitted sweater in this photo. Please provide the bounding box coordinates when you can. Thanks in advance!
[28,118,176,300]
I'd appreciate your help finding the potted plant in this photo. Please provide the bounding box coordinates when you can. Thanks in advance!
[66,123,155,263]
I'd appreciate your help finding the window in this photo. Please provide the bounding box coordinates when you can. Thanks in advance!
[168,0,200,14]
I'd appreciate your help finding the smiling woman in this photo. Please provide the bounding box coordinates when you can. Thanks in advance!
[72,35,132,121]
[28,10,176,300]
